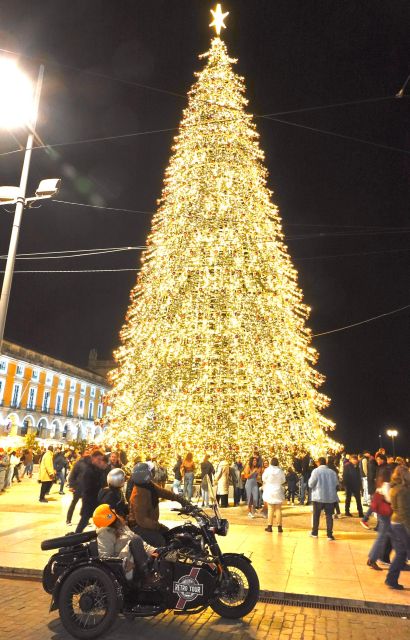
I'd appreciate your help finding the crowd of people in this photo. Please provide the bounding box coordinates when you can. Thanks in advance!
[0,446,38,492]
[1,441,408,591]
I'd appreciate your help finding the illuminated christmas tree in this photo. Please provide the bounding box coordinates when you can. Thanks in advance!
[108,6,337,463]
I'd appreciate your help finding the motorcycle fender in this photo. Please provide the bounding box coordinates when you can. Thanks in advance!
[221,552,252,564]
[50,560,124,612]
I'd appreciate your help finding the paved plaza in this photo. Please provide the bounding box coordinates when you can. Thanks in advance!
[0,577,408,640]
[0,477,409,609]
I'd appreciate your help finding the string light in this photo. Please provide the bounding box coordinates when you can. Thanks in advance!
[106,32,340,463]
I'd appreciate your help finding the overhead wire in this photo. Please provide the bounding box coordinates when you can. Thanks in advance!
[0,246,141,260]
[54,199,154,215]
[0,104,407,159]
[51,200,410,232]
[0,44,397,117]
[262,114,410,155]
[313,304,410,337]
[3,244,410,270]
[1,243,409,263]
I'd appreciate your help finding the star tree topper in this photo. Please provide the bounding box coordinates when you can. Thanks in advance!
[209,3,229,36]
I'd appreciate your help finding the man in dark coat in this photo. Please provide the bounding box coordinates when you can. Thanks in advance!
[53,448,68,495]
[300,452,312,505]
[75,451,107,533]
[360,453,380,528]
[343,455,364,517]
[66,454,89,525]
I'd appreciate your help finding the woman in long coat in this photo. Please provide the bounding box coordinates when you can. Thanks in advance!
[262,457,286,533]
[214,459,230,508]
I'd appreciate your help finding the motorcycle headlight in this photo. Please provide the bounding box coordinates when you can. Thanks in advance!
[217,519,229,536]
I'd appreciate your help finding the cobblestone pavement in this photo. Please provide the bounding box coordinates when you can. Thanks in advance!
[0,578,408,640]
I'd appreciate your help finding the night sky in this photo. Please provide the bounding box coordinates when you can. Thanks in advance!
[0,1,408,454]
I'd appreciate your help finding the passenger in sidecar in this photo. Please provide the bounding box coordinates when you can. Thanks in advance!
[93,504,157,584]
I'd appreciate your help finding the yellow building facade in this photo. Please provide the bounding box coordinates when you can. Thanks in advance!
[0,340,110,443]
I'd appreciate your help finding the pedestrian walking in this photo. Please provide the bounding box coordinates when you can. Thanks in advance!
[308,457,338,540]
[66,453,89,525]
[39,446,55,503]
[385,466,410,590]
[327,456,341,517]
[285,467,298,505]
[75,450,107,533]
[243,456,262,518]
[22,449,33,478]
[361,453,378,528]
[180,453,195,501]
[214,458,230,508]
[263,458,286,533]
[300,451,312,505]
[200,455,215,507]
[172,455,183,496]
[53,448,68,495]
[5,451,21,487]
[230,457,244,506]
[0,449,9,493]
[366,473,392,570]
[359,452,370,506]
[343,455,364,517]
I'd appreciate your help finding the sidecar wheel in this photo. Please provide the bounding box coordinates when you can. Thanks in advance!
[58,566,118,639]
[211,555,259,619]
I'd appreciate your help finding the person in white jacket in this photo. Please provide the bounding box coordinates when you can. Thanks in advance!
[262,458,286,533]
[214,459,230,508]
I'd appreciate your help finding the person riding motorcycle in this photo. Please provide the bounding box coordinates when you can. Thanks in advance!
[129,462,188,546]
[98,468,129,518]
[93,504,156,584]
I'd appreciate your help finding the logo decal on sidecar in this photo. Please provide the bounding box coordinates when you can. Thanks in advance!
[173,567,204,609]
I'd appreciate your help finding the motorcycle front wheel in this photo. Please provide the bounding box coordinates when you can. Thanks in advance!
[58,566,119,639]
[210,554,260,619]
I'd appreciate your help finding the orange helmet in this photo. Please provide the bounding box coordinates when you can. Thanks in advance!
[93,504,117,528]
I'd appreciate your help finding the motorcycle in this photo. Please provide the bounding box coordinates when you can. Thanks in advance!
[41,502,260,639]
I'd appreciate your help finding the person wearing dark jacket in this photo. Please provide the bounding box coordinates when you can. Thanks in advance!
[367,454,377,496]
[129,463,187,547]
[98,468,129,519]
[343,455,364,517]
[327,456,341,516]
[75,451,107,533]
[285,468,298,505]
[300,452,312,505]
[53,449,68,495]
[171,455,183,495]
[66,455,89,525]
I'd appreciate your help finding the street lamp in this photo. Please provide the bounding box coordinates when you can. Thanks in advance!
[0,58,61,350]
[386,429,398,457]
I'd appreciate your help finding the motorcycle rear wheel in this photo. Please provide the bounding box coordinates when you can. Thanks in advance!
[58,566,119,639]
[210,554,259,619]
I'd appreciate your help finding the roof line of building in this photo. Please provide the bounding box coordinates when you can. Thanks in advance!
[1,339,109,387]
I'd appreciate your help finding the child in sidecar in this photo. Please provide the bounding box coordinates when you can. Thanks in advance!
[93,504,157,585]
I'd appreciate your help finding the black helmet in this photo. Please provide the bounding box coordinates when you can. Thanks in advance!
[132,462,152,485]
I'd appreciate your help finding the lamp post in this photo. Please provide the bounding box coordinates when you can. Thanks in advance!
[386,429,398,457]
[0,60,60,351]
